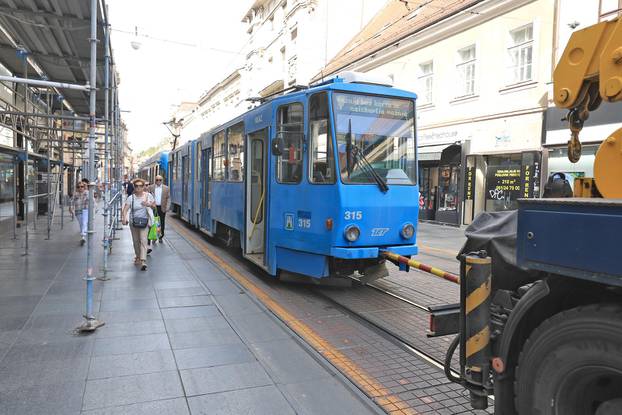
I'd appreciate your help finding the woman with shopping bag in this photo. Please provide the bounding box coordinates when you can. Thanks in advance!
[121,178,154,271]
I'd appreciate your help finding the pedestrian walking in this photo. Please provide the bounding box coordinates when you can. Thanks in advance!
[69,182,89,245]
[121,178,154,271]
[148,175,170,243]
[123,175,134,197]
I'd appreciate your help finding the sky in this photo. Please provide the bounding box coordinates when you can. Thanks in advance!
[106,0,250,153]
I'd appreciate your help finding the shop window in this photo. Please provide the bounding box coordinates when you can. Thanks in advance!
[547,145,598,183]
[484,154,523,212]
[418,61,434,104]
[456,45,476,97]
[438,165,459,212]
[227,122,244,182]
[508,24,533,84]
[309,93,335,184]
[276,103,303,183]
[0,155,15,205]
[212,130,226,181]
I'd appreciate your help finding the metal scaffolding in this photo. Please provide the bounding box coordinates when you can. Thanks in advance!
[0,0,126,332]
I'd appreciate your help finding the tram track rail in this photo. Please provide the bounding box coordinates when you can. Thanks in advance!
[314,281,459,377]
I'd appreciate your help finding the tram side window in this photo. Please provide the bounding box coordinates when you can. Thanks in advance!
[212,130,226,181]
[227,122,244,182]
[309,93,334,184]
[276,103,303,183]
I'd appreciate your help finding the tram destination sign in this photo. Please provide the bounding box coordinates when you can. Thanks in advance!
[334,94,413,119]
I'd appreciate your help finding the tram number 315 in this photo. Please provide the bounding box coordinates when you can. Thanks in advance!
[344,210,363,221]
[298,218,311,229]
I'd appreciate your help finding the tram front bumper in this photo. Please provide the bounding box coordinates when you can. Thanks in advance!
[330,244,418,259]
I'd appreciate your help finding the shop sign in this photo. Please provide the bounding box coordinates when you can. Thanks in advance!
[464,166,475,200]
[486,166,522,201]
[520,159,541,198]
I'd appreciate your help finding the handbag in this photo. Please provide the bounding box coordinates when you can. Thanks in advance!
[131,195,149,228]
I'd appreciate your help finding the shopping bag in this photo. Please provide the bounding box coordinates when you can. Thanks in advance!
[148,217,160,241]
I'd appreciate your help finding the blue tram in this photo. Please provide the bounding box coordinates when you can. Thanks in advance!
[138,151,169,185]
[170,73,419,281]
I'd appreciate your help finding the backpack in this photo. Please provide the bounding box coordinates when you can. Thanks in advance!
[542,173,573,198]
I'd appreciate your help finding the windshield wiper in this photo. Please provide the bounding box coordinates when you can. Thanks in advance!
[351,143,389,193]
[345,119,388,192]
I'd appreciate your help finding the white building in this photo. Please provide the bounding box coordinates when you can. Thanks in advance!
[316,0,557,225]
[194,69,245,135]
[184,0,386,136]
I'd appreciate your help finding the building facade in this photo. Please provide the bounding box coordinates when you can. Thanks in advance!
[316,0,556,225]
[181,0,386,142]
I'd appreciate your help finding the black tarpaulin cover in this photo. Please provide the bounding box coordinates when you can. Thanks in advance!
[458,210,540,290]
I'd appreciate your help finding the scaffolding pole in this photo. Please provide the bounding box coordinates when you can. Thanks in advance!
[46,88,51,241]
[79,0,104,332]
[22,54,29,256]
[60,99,65,230]
[0,75,90,91]
[101,11,111,281]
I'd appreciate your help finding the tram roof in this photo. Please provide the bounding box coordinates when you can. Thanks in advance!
[180,76,418,147]
[0,0,110,116]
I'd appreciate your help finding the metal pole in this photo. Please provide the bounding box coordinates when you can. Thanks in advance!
[60,99,65,230]
[113,77,122,231]
[101,12,111,281]
[46,89,51,240]
[22,55,29,256]
[79,0,104,332]
[0,75,90,91]
[12,157,17,239]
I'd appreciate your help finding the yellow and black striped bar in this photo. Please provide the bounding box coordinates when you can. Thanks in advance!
[383,251,460,284]
[463,254,492,410]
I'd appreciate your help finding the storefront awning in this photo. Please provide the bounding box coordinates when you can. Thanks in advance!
[418,142,456,161]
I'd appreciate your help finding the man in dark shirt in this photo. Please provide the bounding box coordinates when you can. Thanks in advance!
[123,175,134,196]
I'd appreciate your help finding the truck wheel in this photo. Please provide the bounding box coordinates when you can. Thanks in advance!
[515,304,622,415]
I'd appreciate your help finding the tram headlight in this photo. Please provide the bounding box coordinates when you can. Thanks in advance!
[401,223,415,239]
[344,224,360,242]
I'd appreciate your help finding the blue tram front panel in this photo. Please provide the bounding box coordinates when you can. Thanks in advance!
[265,83,418,278]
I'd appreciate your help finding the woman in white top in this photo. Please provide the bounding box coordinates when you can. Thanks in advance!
[121,178,154,270]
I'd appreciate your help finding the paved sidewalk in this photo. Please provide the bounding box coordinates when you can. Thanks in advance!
[0,210,379,415]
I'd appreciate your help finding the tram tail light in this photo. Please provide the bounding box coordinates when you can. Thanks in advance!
[325,218,333,230]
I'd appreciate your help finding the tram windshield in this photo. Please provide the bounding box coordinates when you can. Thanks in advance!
[333,92,416,186]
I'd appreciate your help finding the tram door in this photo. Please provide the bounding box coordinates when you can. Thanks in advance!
[200,147,211,231]
[181,155,189,221]
[244,128,267,264]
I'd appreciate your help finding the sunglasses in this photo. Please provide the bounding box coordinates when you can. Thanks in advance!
[155,179,162,182]
[135,184,144,187]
